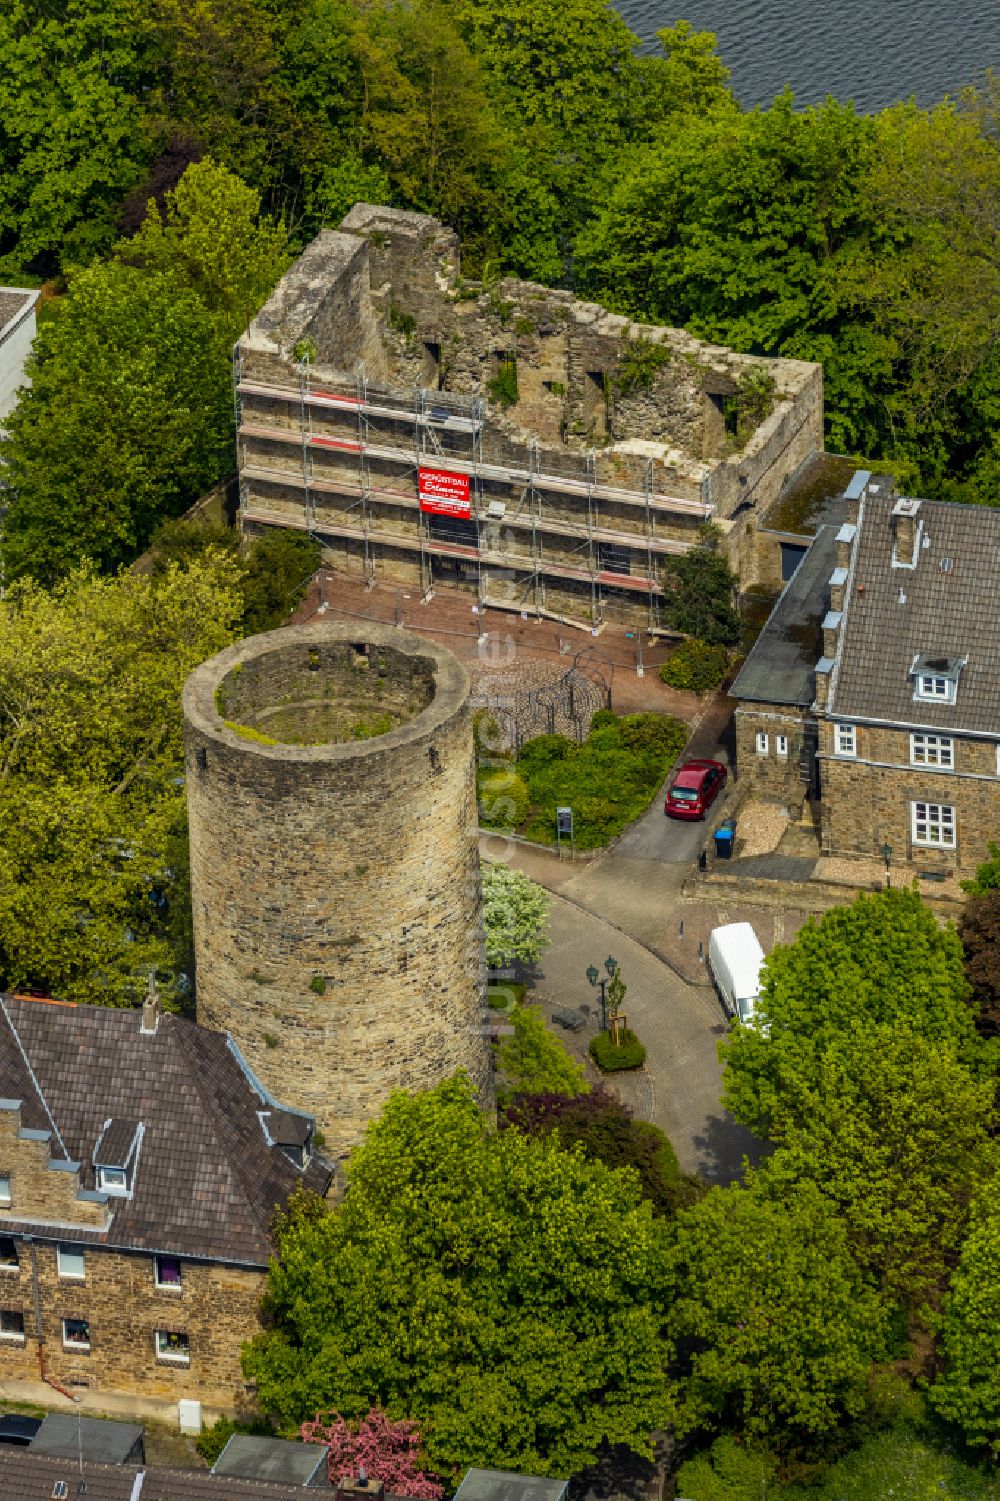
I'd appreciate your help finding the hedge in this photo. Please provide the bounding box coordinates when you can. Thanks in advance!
[589,1029,647,1072]
[659,639,729,695]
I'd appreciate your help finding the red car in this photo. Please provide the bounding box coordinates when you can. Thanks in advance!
[665,759,728,820]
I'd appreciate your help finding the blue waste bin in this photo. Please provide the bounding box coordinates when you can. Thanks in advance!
[714,822,735,860]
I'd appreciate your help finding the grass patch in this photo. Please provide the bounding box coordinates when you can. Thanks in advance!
[488,980,527,1009]
[482,710,685,849]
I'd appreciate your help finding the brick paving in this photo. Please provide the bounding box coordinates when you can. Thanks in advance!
[292,569,703,719]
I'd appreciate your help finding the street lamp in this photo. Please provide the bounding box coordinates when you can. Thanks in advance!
[605,955,618,978]
[882,842,893,889]
[586,964,608,1031]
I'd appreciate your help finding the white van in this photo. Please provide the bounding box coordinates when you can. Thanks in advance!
[707,922,766,1025]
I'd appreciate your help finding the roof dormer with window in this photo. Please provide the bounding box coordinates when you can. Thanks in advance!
[910,654,965,707]
[92,1118,143,1199]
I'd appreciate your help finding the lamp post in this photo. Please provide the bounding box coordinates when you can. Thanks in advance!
[587,956,618,1032]
[882,842,893,889]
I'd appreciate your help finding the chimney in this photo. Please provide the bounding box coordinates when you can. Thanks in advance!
[337,1476,385,1501]
[891,498,921,566]
[141,974,161,1036]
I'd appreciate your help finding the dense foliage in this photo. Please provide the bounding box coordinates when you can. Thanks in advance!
[0,555,243,1004]
[589,1027,647,1071]
[659,639,729,695]
[480,861,550,968]
[151,519,323,634]
[0,162,289,582]
[243,1076,673,1479]
[506,710,686,848]
[0,2,994,519]
[495,1004,588,1100]
[300,1410,443,1496]
[500,1088,697,1217]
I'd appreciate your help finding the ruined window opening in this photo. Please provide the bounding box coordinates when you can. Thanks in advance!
[428,747,441,774]
[423,342,441,389]
[584,371,608,437]
[723,395,739,436]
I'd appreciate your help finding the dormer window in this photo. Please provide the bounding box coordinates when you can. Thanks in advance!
[911,655,962,706]
[92,1117,142,1199]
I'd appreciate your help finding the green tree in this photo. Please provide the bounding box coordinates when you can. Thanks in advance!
[0,555,243,1004]
[0,263,231,582]
[115,157,290,337]
[666,1181,885,1445]
[481,861,550,968]
[636,21,737,125]
[721,888,976,1141]
[663,537,741,646]
[959,889,1000,1036]
[931,1187,1000,1454]
[749,1029,996,1304]
[240,529,322,633]
[1,161,288,583]
[243,1076,672,1478]
[0,0,154,274]
[495,1005,588,1100]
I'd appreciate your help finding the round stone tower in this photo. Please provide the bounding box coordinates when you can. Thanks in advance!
[182,621,492,1155]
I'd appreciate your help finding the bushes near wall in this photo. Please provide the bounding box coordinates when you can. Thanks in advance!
[589,1029,647,1071]
[660,639,729,694]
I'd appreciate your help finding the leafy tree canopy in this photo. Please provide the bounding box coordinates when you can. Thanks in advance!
[931,1187,1000,1454]
[243,1076,672,1478]
[721,888,977,1141]
[666,1180,885,1445]
[481,861,550,968]
[495,1004,588,1101]
[959,888,1000,1037]
[0,555,243,1004]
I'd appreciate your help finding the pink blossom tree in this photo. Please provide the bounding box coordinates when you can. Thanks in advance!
[300,1408,444,1498]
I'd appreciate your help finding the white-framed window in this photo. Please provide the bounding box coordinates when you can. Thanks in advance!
[62,1317,90,1352]
[835,723,857,757]
[776,735,788,759]
[0,1309,24,1343]
[911,801,956,849]
[755,731,769,756]
[0,1177,11,1208]
[154,1256,182,1291]
[155,1329,190,1365]
[910,733,954,769]
[0,1238,18,1272]
[915,673,956,704]
[98,1168,128,1197]
[56,1245,85,1281]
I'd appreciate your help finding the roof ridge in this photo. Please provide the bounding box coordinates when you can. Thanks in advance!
[0,996,70,1159]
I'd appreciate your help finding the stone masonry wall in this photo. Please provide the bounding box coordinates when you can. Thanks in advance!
[184,623,493,1157]
[734,705,812,809]
[0,1107,108,1231]
[818,721,1000,871]
[0,1240,262,1417]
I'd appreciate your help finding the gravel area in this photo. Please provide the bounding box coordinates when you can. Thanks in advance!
[732,800,790,858]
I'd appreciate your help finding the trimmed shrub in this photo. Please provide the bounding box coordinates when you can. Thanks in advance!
[589,1029,646,1072]
[496,1005,589,1101]
[660,639,729,695]
[477,766,530,830]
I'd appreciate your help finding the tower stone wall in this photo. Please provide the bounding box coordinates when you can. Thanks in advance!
[182,622,492,1155]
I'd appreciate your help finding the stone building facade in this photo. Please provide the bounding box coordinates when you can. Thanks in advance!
[183,621,492,1156]
[0,992,330,1423]
[732,475,1000,874]
[235,204,823,629]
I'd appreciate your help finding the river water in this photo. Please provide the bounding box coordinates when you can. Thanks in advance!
[618,0,994,112]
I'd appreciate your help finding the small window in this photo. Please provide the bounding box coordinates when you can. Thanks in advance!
[0,1237,18,1271]
[62,1317,90,1352]
[0,1177,10,1208]
[155,1256,182,1290]
[915,673,956,704]
[57,1245,85,1281]
[0,1309,24,1342]
[912,801,956,849]
[155,1329,190,1365]
[98,1167,128,1196]
[755,731,769,756]
[910,733,954,769]
[776,735,788,759]
[835,723,857,758]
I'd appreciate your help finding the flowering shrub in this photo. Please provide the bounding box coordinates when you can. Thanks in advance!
[300,1408,443,1498]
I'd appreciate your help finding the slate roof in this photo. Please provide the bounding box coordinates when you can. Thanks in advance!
[0,1450,330,1499]
[454,1469,569,1501]
[33,1412,144,1464]
[830,493,1000,735]
[0,995,332,1264]
[730,525,838,708]
[213,1434,328,1485]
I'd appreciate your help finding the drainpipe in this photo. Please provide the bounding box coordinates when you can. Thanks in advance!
[26,1238,79,1403]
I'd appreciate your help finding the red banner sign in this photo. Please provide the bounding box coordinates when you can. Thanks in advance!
[419,467,471,518]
